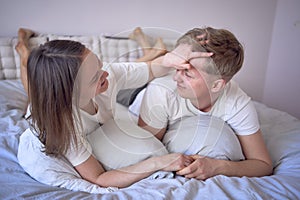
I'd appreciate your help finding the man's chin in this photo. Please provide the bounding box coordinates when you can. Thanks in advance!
[176,89,186,98]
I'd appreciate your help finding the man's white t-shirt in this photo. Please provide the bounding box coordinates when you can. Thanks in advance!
[138,75,259,136]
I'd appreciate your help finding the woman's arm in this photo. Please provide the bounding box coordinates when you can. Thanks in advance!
[176,129,273,179]
[75,153,193,188]
[147,44,213,81]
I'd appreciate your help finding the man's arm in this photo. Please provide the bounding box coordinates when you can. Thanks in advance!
[176,129,273,179]
[138,117,167,141]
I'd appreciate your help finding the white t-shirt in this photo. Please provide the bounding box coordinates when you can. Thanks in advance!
[138,75,259,136]
[66,62,149,166]
[23,62,149,167]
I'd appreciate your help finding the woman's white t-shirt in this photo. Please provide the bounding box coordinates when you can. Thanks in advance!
[26,62,149,167]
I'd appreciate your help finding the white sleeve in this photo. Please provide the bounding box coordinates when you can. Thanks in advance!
[139,84,170,129]
[106,62,149,90]
[227,100,260,136]
[215,81,260,136]
[65,135,92,167]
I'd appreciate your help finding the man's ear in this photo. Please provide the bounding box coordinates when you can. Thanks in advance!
[211,79,226,93]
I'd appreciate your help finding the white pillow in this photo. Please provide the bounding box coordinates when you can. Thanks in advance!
[163,115,245,161]
[87,117,168,171]
[0,37,48,80]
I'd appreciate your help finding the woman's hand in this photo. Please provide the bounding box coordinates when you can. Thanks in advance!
[148,43,213,80]
[162,44,213,69]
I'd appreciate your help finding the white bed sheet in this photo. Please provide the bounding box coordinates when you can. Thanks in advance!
[1,79,300,199]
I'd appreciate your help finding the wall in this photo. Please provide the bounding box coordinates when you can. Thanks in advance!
[263,0,300,119]
[2,0,298,118]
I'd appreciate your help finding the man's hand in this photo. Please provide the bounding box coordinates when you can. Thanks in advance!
[176,155,220,180]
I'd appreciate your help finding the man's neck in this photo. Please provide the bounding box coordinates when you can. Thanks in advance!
[190,94,219,113]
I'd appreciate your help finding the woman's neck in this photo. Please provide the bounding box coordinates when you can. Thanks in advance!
[81,99,98,115]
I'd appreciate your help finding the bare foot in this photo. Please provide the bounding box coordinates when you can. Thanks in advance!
[15,28,35,67]
[18,28,35,42]
[149,37,167,58]
[135,37,167,62]
[129,27,152,55]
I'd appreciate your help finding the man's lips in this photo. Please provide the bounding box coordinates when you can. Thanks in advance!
[177,84,185,89]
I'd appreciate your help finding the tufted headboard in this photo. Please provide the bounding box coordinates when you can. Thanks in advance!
[0,34,176,80]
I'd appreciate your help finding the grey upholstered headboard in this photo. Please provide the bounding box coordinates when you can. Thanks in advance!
[0,34,176,80]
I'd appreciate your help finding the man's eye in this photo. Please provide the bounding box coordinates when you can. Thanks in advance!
[185,71,192,78]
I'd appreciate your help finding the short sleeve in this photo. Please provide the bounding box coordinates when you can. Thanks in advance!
[139,84,170,129]
[227,100,260,135]
[107,62,149,90]
[140,82,181,129]
[212,81,260,136]
[65,135,92,167]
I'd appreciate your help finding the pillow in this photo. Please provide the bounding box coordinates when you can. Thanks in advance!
[163,115,245,161]
[116,84,147,107]
[87,117,168,171]
[0,37,47,80]
[47,34,102,60]
[100,36,143,63]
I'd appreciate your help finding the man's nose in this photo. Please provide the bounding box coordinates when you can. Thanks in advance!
[173,69,184,82]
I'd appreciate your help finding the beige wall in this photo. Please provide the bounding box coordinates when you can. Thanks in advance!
[1,0,299,118]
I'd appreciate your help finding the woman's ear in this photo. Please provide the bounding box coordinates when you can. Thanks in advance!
[211,79,226,93]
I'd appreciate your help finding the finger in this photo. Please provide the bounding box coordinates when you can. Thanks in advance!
[176,164,195,176]
[184,160,191,167]
[172,64,190,70]
[187,52,213,61]
[184,156,194,166]
[184,171,200,179]
[190,154,204,160]
[187,155,195,163]
[179,63,191,69]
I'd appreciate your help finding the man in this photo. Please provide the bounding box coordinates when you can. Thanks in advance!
[137,27,273,180]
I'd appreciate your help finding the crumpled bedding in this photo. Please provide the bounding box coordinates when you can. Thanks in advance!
[1,79,300,199]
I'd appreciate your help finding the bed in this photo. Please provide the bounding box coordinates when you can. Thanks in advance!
[1,34,300,199]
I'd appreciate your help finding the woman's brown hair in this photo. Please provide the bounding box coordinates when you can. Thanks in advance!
[27,40,86,157]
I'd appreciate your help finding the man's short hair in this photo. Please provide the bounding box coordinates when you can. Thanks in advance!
[176,27,244,82]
